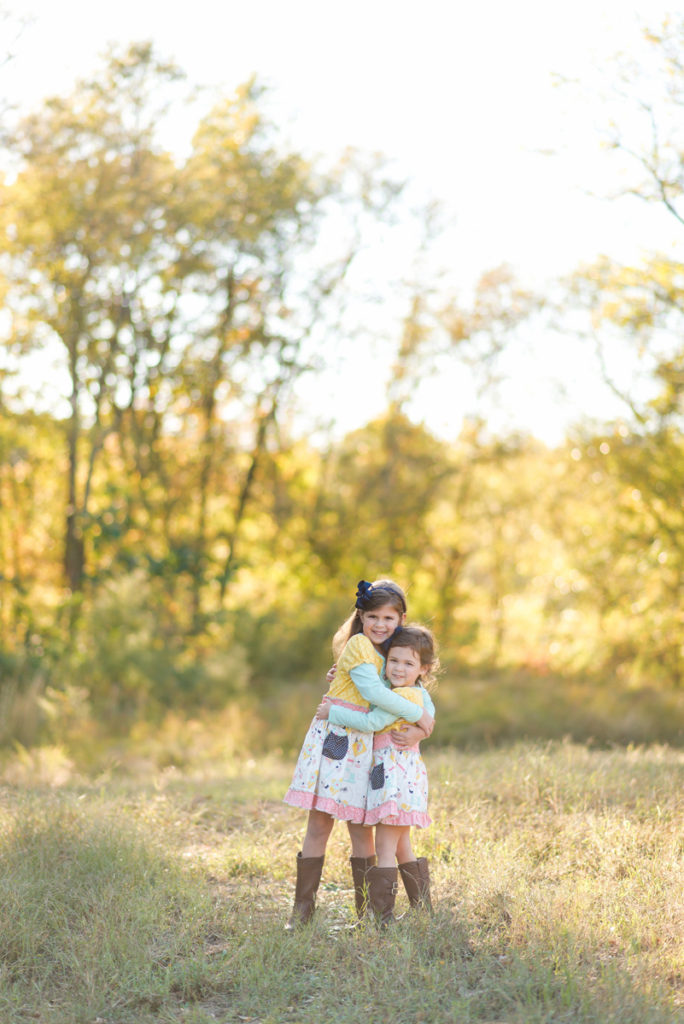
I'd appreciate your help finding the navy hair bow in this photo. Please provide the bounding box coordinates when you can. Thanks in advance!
[355,580,374,609]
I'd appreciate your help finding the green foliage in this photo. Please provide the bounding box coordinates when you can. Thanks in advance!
[65,573,250,720]
[0,41,373,602]
[551,430,684,687]
[229,598,343,687]
[2,35,684,754]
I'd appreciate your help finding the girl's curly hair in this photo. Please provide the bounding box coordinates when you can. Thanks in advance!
[387,623,440,689]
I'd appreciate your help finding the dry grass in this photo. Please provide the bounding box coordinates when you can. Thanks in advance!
[0,741,682,1023]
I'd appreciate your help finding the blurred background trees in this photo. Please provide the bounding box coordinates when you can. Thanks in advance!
[1,30,683,757]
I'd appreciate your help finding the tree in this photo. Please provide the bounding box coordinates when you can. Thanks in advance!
[0,44,187,592]
[0,44,400,621]
[561,19,684,685]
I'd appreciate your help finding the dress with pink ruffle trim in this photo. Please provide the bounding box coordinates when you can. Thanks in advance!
[283,706,374,823]
[362,734,431,828]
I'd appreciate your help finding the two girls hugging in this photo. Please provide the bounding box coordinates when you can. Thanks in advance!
[284,578,438,927]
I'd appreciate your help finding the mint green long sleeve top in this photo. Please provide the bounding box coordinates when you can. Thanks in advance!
[328,662,435,730]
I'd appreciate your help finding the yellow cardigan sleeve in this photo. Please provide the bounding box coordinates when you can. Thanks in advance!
[337,633,382,673]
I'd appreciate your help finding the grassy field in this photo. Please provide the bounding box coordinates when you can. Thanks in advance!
[0,742,682,1024]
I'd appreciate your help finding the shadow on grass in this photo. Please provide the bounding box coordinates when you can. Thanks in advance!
[0,793,229,1024]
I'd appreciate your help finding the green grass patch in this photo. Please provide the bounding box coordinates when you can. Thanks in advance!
[0,743,682,1023]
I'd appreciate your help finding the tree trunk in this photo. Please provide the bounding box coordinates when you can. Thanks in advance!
[64,342,84,592]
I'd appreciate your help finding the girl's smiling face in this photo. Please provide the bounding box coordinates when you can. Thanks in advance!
[358,603,404,649]
[385,646,423,687]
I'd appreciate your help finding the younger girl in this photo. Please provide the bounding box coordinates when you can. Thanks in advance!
[316,624,438,925]
[283,580,435,927]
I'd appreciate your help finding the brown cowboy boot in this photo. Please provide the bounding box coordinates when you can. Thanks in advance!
[285,852,324,930]
[398,857,433,912]
[349,855,376,919]
[350,856,376,921]
[366,866,399,928]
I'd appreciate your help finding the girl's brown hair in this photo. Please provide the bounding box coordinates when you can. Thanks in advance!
[387,624,439,689]
[332,578,407,659]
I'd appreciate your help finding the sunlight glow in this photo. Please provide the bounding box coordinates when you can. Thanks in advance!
[3,0,680,441]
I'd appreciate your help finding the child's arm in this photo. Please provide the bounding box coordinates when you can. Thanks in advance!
[323,685,423,732]
[391,687,436,745]
[348,662,429,724]
[333,635,433,731]
[420,687,435,719]
[324,701,399,732]
[324,669,435,723]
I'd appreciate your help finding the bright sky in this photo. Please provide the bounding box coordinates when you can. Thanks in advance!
[3,0,681,443]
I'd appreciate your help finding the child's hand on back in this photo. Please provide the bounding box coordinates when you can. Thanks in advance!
[391,723,427,748]
[316,697,332,720]
[325,663,337,684]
